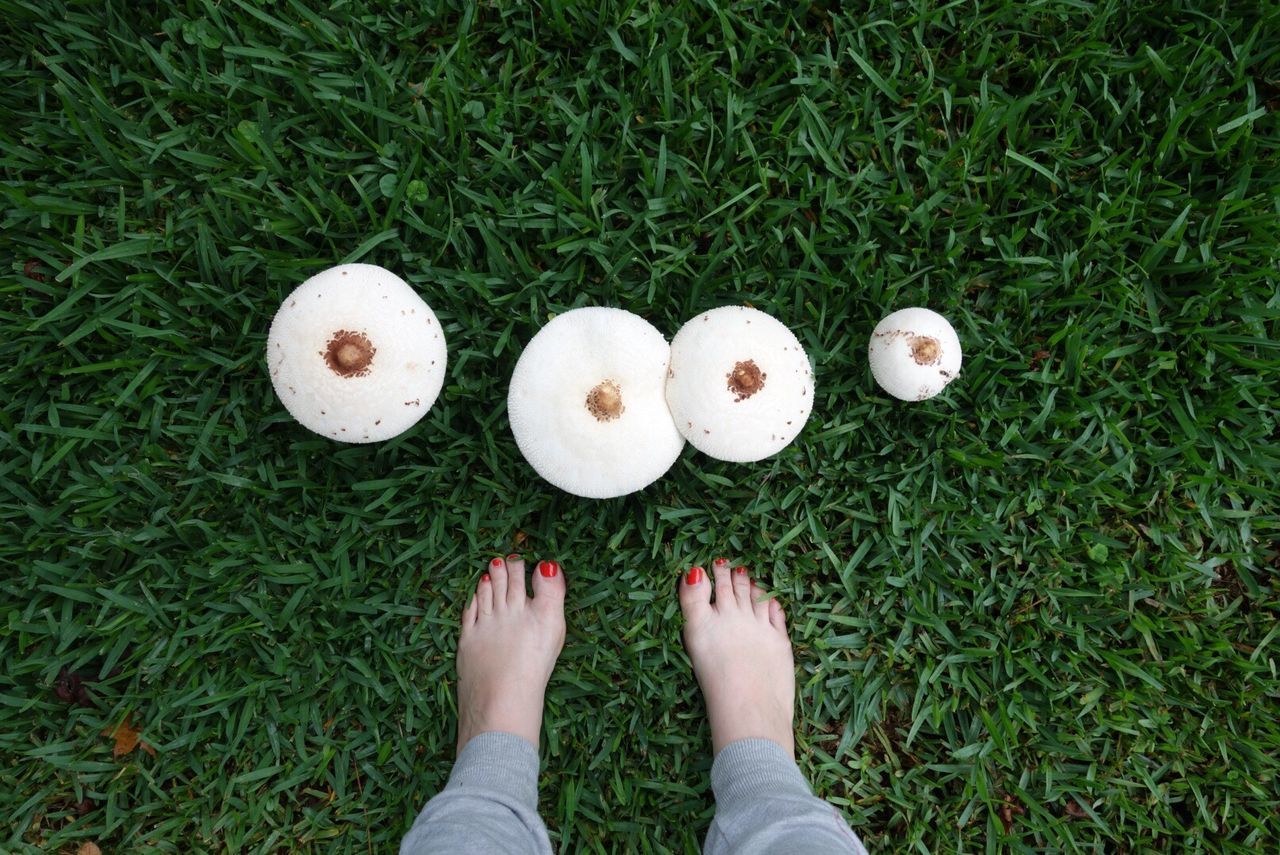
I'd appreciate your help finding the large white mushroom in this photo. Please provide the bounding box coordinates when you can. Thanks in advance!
[267,263,447,442]
[867,307,961,401]
[665,306,814,462]
[507,307,684,499]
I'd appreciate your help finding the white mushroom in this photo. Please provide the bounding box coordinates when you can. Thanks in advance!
[665,306,814,462]
[867,307,961,401]
[507,307,685,499]
[266,263,447,442]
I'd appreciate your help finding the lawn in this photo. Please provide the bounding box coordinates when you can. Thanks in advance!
[3,0,1279,852]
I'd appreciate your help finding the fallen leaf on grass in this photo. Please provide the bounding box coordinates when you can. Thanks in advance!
[102,713,156,759]
[77,843,102,855]
[1064,799,1088,819]
[997,793,1025,833]
[50,796,96,821]
[54,669,96,707]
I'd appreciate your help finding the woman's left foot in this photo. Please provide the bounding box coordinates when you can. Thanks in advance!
[455,554,566,754]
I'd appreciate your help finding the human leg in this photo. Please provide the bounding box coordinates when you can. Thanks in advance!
[680,560,868,855]
[400,555,566,855]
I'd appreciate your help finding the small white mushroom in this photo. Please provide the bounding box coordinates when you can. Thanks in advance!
[266,263,447,442]
[507,307,685,499]
[665,306,814,462]
[868,307,961,401]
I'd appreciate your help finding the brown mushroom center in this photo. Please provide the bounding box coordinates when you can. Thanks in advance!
[324,330,376,377]
[586,379,624,422]
[909,336,941,365]
[726,359,766,402]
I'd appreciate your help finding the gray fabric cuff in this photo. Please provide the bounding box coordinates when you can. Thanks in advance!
[711,738,813,806]
[446,731,540,812]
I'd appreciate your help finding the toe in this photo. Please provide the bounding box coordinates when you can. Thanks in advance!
[504,553,527,607]
[476,570,495,616]
[461,592,477,630]
[769,598,787,631]
[750,583,771,620]
[679,565,712,621]
[711,557,733,605]
[486,556,509,611]
[731,564,752,606]
[531,559,566,616]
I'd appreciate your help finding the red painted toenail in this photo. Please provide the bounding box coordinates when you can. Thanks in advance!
[538,561,558,578]
[481,573,490,582]
[491,557,503,568]
[734,566,747,575]
[714,558,728,566]
[687,567,703,585]
[507,553,521,561]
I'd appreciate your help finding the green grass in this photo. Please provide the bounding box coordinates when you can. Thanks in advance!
[3,0,1279,851]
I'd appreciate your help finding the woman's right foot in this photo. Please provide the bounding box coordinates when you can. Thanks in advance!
[678,559,796,758]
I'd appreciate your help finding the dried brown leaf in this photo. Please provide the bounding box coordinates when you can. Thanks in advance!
[997,793,1025,833]
[53,668,96,707]
[102,713,155,759]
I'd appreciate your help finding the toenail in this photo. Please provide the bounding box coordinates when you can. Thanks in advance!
[491,557,503,568]
[714,558,728,566]
[507,553,521,561]
[734,566,747,575]
[481,573,490,582]
[687,567,703,585]
[538,561,558,578]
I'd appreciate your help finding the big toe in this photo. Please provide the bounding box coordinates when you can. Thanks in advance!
[679,565,712,621]
[532,559,566,616]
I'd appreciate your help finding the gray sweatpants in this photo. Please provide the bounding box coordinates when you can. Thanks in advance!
[400,732,868,854]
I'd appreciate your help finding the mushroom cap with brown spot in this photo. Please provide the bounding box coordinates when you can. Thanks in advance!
[665,305,815,462]
[507,307,685,499]
[266,264,447,442]
[867,307,962,401]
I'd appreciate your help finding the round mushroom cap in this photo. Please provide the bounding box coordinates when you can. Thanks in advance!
[665,306,814,463]
[507,307,685,499]
[867,307,962,401]
[266,263,447,442]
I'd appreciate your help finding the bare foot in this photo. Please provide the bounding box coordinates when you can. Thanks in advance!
[679,559,796,758]
[455,554,566,754]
